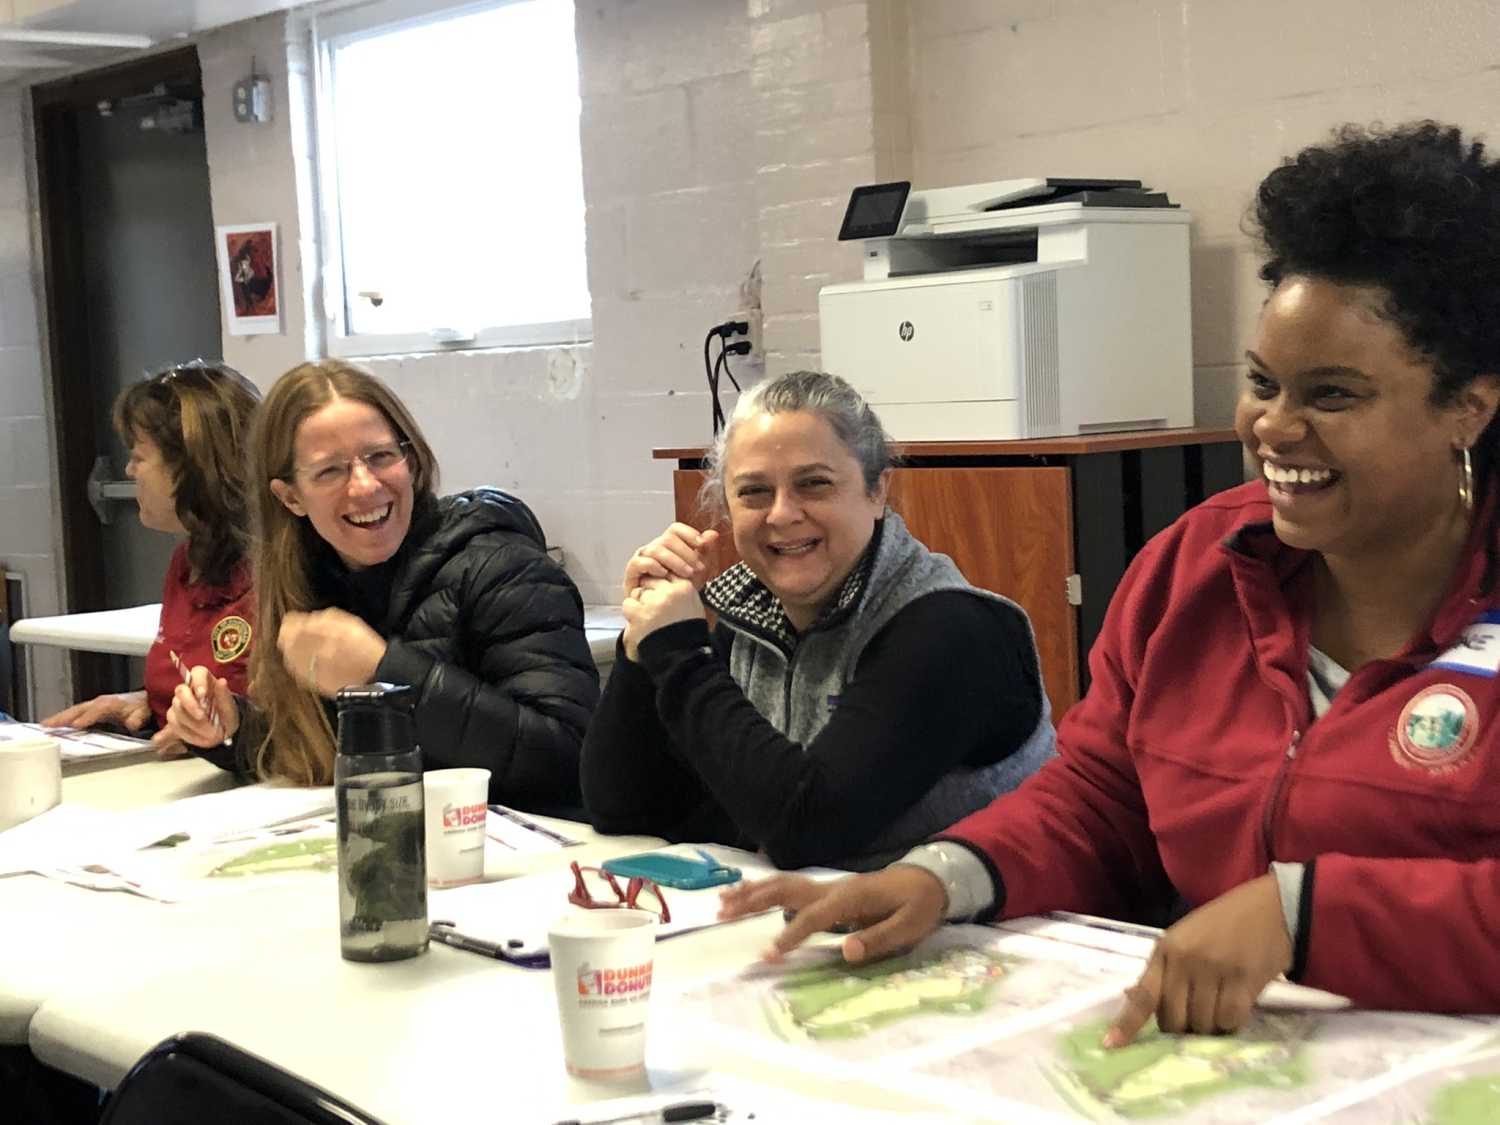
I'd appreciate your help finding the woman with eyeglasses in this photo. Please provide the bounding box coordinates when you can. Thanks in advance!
[164,360,598,813]
[43,361,259,757]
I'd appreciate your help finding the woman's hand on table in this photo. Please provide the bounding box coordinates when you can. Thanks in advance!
[1104,873,1292,1048]
[623,523,719,598]
[278,608,388,697]
[621,576,706,662]
[42,690,150,733]
[718,866,949,964]
[155,666,240,750]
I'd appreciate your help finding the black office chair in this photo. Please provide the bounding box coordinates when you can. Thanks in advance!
[98,1032,386,1125]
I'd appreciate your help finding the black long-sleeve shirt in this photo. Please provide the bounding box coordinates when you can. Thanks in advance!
[581,590,1042,869]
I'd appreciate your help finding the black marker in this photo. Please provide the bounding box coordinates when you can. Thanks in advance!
[552,1100,720,1125]
[427,923,507,960]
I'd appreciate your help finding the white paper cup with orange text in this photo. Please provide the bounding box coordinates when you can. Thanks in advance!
[422,767,490,887]
[548,910,658,1080]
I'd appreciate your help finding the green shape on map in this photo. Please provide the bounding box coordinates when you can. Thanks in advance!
[764,946,1012,1041]
[210,835,338,878]
[1049,1013,1314,1119]
[1426,1075,1500,1125]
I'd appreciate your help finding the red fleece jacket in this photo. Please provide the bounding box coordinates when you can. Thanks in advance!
[945,481,1500,1012]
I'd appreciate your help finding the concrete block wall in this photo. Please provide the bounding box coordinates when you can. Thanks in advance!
[0,85,65,714]
[909,0,1500,426]
[749,0,903,375]
[197,12,317,385]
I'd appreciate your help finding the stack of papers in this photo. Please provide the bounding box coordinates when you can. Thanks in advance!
[0,720,154,772]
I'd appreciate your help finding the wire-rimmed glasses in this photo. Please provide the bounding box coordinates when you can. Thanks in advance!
[293,440,412,493]
[568,861,671,923]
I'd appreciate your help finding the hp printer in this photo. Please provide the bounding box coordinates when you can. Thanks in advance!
[818,178,1194,441]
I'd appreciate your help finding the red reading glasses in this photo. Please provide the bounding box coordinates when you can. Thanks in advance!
[568,861,671,924]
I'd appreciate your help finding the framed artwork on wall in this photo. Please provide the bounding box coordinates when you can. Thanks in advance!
[215,222,281,335]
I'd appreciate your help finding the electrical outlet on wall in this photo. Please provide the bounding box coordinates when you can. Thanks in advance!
[733,308,764,368]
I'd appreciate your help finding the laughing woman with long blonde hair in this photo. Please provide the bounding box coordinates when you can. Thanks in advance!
[163,360,597,813]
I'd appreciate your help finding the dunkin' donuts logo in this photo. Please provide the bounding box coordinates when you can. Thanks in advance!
[576,960,653,999]
[442,802,486,830]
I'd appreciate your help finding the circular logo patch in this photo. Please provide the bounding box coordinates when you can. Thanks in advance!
[1390,684,1479,774]
[211,616,252,663]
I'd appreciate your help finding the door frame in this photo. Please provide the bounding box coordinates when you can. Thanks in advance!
[32,46,205,699]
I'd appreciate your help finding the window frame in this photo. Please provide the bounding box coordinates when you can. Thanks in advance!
[311,0,592,358]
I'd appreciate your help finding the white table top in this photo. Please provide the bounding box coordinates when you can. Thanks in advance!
[8,603,162,658]
[6,757,937,1122]
[0,758,655,1048]
[11,602,627,665]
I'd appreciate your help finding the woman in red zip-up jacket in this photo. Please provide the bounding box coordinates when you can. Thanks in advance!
[723,121,1500,1041]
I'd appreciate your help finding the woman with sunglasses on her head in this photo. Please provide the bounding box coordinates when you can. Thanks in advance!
[163,360,598,813]
[724,122,1500,1040]
[581,369,1055,871]
[43,361,259,758]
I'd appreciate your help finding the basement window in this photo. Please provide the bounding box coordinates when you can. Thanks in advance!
[314,0,590,356]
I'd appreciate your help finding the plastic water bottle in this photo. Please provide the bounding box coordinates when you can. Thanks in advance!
[334,682,428,962]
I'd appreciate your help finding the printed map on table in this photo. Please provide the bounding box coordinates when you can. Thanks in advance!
[675,926,1140,1068]
[1318,1044,1500,1124]
[95,815,338,900]
[671,924,1499,1123]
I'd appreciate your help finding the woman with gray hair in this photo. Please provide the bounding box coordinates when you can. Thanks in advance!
[580,370,1054,870]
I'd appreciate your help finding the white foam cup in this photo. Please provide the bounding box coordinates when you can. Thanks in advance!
[548,909,658,1080]
[422,767,490,887]
[0,736,62,833]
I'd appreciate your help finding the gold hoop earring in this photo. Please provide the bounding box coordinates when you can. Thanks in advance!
[1459,446,1475,513]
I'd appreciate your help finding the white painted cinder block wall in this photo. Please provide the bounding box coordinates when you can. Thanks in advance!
[908,0,1500,426]
[8,0,1500,711]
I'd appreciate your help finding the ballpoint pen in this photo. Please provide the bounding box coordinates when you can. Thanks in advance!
[169,649,230,746]
[552,1099,720,1125]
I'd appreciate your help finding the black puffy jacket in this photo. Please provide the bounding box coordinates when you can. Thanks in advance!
[226,489,598,815]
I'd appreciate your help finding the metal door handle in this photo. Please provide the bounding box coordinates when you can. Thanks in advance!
[87,456,136,525]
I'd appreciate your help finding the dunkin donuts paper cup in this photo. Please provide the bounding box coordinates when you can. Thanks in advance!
[422,767,490,887]
[548,910,658,1080]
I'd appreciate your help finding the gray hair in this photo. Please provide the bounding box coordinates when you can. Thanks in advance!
[699,369,893,519]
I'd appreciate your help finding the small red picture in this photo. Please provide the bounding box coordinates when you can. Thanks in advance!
[215,222,282,335]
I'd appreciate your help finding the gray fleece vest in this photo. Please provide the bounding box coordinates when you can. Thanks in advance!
[703,511,1056,868]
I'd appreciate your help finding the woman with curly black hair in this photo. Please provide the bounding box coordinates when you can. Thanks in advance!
[723,121,1500,1038]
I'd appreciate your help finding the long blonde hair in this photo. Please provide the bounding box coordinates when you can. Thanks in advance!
[248,360,439,785]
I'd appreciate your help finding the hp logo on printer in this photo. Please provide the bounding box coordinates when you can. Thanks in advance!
[898,320,915,341]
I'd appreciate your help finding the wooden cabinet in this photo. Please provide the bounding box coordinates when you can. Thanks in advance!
[657,428,1242,718]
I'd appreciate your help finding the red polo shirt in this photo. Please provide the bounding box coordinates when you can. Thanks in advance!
[143,542,254,727]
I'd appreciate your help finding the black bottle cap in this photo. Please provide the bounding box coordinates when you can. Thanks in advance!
[335,682,416,755]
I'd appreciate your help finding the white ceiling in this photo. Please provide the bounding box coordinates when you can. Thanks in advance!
[0,0,319,87]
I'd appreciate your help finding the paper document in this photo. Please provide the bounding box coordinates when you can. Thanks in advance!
[0,720,153,765]
[130,783,335,847]
[0,804,182,878]
[0,783,335,893]
[430,844,840,966]
[485,803,581,853]
[672,923,1500,1124]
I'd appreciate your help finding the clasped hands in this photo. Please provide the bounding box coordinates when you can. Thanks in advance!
[620,522,719,661]
[157,608,387,749]
[719,868,1292,1047]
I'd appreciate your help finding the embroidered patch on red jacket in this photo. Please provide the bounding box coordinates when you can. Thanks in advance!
[211,616,252,663]
[1390,684,1479,774]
